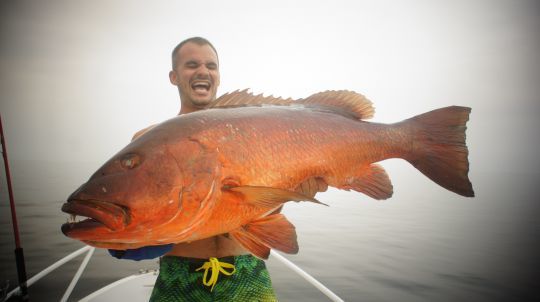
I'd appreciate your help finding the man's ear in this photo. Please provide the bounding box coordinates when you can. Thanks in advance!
[169,70,177,85]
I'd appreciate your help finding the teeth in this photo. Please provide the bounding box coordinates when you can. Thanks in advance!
[67,214,90,224]
[192,81,210,89]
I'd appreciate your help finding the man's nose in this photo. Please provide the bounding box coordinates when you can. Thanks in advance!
[195,65,210,77]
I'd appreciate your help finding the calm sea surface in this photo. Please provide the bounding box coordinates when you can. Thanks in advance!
[1,160,539,301]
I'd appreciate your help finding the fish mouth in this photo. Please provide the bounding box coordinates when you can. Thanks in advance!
[61,200,130,235]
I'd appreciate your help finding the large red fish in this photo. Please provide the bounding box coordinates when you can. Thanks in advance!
[61,90,474,259]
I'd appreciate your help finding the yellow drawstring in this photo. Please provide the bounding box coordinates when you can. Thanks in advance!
[195,257,236,291]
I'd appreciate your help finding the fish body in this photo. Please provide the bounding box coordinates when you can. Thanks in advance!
[62,90,474,258]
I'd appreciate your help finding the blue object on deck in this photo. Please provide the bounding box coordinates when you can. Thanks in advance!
[108,244,174,261]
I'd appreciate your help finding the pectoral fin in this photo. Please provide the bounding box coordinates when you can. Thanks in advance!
[227,186,327,208]
[230,214,298,259]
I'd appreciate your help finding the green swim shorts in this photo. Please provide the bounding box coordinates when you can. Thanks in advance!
[149,254,278,302]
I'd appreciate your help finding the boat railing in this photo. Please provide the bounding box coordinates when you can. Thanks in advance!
[4,246,95,302]
[5,247,344,302]
[270,250,344,302]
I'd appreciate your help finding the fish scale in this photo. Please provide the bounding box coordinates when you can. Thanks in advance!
[203,107,390,188]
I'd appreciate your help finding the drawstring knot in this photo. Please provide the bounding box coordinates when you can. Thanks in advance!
[195,257,236,291]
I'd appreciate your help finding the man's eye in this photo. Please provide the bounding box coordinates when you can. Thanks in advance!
[207,63,217,70]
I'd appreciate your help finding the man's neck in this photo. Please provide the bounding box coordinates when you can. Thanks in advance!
[179,106,197,115]
[179,100,213,115]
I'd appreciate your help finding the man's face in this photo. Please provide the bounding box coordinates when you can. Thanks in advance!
[170,42,220,112]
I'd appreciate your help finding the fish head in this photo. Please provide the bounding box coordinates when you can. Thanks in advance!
[61,134,199,249]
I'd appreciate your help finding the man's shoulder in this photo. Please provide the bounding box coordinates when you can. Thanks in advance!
[132,124,157,141]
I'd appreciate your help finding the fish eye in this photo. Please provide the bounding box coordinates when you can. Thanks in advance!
[120,153,141,169]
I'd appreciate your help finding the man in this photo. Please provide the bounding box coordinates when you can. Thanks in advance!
[110,37,279,302]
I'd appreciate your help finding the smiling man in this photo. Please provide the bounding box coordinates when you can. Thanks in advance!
[110,37,279,302]
[169,38,221,114]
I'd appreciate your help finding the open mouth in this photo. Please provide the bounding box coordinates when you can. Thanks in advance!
[61,200,129,235]
[191,80,211,94]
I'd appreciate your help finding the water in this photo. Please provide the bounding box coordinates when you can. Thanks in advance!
[1,160,539,301]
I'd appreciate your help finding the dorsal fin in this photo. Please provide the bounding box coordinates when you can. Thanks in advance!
[208,89,295,108]
[208,89,375,120]
[299,90,375,120]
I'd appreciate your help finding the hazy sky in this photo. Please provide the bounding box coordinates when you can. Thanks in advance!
[1,0,539,176]
[1,2,539,300]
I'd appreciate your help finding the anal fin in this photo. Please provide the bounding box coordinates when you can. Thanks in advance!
[230,214,298,259]
[342,164,393,200]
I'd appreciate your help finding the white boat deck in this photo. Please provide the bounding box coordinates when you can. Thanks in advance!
[79,272,157,302]
[5,246,343,302]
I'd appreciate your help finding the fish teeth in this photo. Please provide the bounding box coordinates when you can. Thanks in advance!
[67,214,92,224]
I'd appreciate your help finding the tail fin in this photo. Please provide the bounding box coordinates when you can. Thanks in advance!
[404,106,474,197]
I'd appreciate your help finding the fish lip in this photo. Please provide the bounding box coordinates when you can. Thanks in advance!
[61,199,130,232]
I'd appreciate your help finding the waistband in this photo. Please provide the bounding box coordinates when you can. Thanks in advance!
[160,254,254,270]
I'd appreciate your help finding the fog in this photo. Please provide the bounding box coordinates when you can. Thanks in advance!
[1,0,538,173]
[1,1,539,300]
